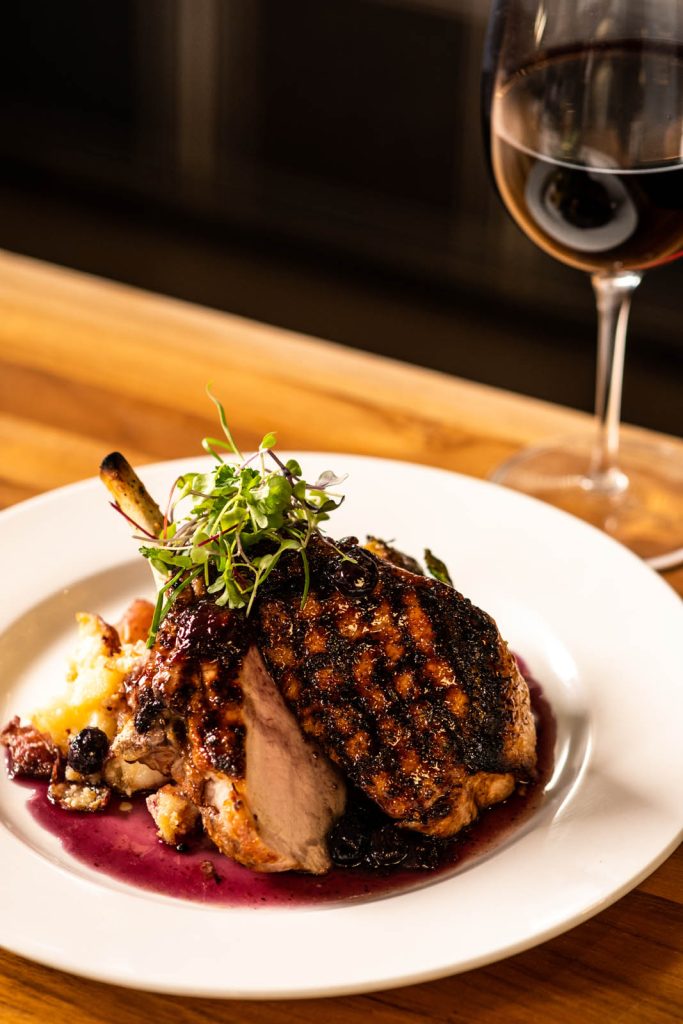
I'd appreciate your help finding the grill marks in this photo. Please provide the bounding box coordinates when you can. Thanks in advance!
[128,582,347,873]
[256,536,535,834]
[136,586,252,779]
[129,535,536,845]
[258,589,437,822]
[417,583,513,773]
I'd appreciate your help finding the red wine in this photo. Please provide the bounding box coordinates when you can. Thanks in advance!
[492,42,683,274]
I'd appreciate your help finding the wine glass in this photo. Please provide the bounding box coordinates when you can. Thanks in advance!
[483,0,683,569]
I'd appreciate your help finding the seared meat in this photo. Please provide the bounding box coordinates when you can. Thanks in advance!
[130,586,346,872]
[257,536,536,838]
[2,445,542,875]
[364,537,424,575]
[190,647,347,873]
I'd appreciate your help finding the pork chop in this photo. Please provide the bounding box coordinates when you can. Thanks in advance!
[128,584,346,872]
[256,535,536,838]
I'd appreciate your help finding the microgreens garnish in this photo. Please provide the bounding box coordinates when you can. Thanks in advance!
[424,548,454,587]
[139,390,345,646]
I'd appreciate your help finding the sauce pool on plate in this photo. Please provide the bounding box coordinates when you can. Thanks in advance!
[21,669,554,908]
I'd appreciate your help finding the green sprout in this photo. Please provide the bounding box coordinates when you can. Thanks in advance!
[139,388,345,646]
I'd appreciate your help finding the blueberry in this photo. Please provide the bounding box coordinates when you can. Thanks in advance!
[328,551,378,596]
[367,826,409,868]
[67,727,109,775]
[328,819,368,867]
[405,839,443,871]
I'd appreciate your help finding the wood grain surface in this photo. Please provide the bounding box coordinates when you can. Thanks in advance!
[0,250,680,1023]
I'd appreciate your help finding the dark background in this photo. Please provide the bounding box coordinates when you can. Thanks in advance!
[1,0,681,436]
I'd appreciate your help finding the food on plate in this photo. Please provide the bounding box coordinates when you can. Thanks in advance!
[31,611,146,748]
[2,398,537,877]
[257,533,535,839]
[117,600,347,873]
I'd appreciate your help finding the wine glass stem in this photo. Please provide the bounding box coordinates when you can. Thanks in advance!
[589,271,642,492]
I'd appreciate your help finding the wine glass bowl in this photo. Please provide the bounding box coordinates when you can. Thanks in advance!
[484,0,683,568]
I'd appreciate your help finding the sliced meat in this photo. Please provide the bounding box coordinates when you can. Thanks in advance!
[189,648,346,873]
[134,586,346,873]
[256,535,536,838]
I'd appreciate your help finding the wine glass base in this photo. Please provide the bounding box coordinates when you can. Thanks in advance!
[490,436,683,570]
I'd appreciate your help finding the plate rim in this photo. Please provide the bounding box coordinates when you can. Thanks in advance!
[1,452,681,998]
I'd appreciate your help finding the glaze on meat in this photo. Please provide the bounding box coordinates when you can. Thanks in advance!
[2,537,538,870]
[117,582,346,873]
[256,536,536,838]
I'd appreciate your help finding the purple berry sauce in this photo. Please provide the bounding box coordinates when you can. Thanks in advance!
[18,667,555,908]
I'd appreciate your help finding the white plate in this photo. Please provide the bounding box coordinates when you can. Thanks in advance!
[1,454,681,999]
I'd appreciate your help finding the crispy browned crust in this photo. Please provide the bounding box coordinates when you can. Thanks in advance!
[363,537,424,575]
[129,585,343,873]
[125,589,289,866]
[103,532,536,844]
[132,581,252,781]
[256,536,536,836]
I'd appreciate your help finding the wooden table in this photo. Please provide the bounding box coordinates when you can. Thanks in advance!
[0,250,681,1023]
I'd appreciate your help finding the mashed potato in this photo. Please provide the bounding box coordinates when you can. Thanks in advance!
[32,612,145,750]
